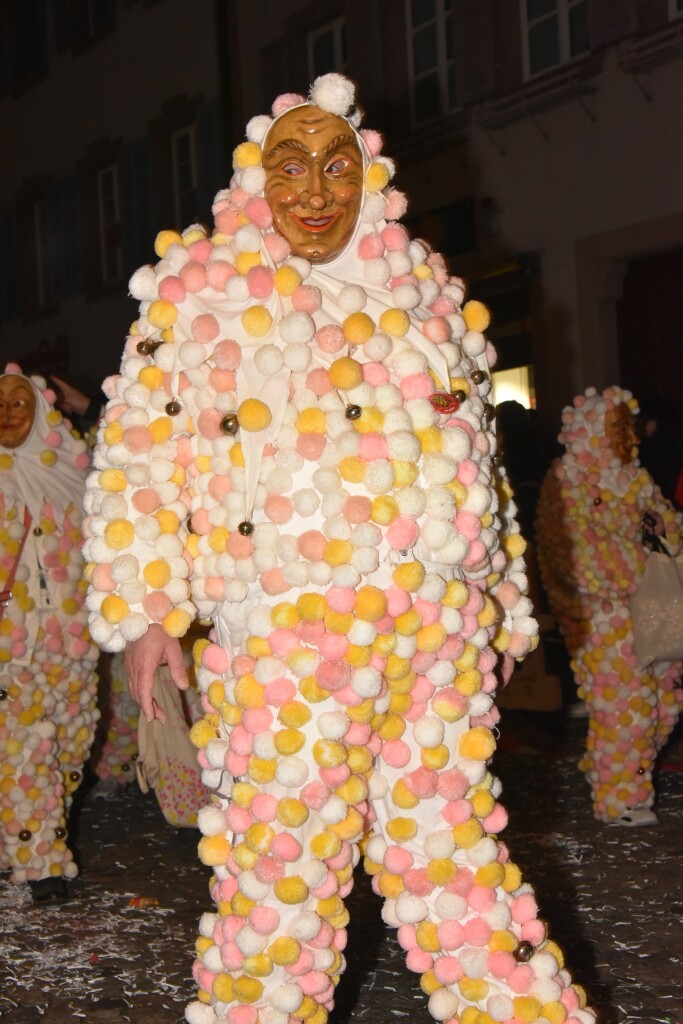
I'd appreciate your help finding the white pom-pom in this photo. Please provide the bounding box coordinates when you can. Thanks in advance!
[238,870,270,901]
[280,311,315,344]
[392,284,421,310]
[351,665,382,698]
[283,342,312,372]
[290,912,322,942]
[395,893,429,924]
[366,835,387,864]
[459,947,488,978]
[462,330,487,357]
[299,859,327,888]
[309,73,355,115]
[380,898,400,927]
[226,275,249,302]
[185,1001,217,1024]
[317,711,349,740]
[319,795,348,825]
[363,258,391,286]
[129,265,159,301]
[338,284,367,312]
[239,165,267,195]
[428,990,458,1022]
[88,616,114,647]
[423,829,455,861]
[235,924,268,956]
[198,912,218,938]
[487,994,515,1022]
[361,192,386,223]
[118,613,149,643]
[269,984,304,1014]
[254,344,284,375]
[275,756,308,788]
[246,114,273,144]
[412,716,445,749]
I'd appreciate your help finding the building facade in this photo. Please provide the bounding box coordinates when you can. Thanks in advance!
[2,0,682,455]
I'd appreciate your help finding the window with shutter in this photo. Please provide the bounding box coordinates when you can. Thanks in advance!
[172,126,199,228]
[406,0,456,125]
[308,17,348,80]
[97,166,123,285]
[521,0,589,79]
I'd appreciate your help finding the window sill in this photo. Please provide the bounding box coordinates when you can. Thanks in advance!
[617,19,683,74]
[474,63,597,131]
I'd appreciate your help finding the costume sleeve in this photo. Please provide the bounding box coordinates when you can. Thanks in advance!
[488,467,538,662]
[83,330,196,653]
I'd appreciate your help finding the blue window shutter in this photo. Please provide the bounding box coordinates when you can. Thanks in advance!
[196,98,226,227]
[120,136,154,273]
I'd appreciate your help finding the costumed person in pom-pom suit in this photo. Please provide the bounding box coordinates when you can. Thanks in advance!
[0,366,99,902]
[536,386,683,826]
[85,75,596,1024]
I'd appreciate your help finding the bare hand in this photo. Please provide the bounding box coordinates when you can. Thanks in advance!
[124,622,188,722]
[51,376,90,416]
[500,653,515,688]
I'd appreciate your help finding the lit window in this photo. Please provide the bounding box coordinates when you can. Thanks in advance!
[172,125,198,227]
[97,166,122,284]
[521,0,589,79]
[35,198,59,308]
[406,0,455,125]
[308,17,348,79]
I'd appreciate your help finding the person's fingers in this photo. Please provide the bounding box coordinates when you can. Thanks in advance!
[138,682,158,723]
[165,640,189,689]
[151,698,167,724]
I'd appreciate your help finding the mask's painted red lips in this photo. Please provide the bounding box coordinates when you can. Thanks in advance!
[290,210,341,232]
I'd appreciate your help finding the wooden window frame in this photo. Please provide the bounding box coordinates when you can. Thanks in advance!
[405,0,456,127]
[520,0,589,80]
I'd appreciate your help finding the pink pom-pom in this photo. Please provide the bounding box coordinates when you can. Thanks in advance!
[362,361,390,386]
[264,233,291,263]
[264,493,294,524]
[292,285,322,313]
[403,868,433,896]
[381,223,409,252]
[437,768,469,801]
[197,408,223,440]
[433,955,463,985]
[192,313,220,344]
[271,833,302,862]
[386,517,419,551]
[381,739,411,768]
[422,316,450,344]
[399,372,433,401]
[208,367,236,394]
[316,324,345,353]
[246,265,274,299]
[131,488,161,514]
[511,892,538,924]
[357,232,385,260]
[254,856,285,885]
[300,780,330,810]
[305,368,332,396]
[406,949,433,974]
[188,239,214,263]
[463,917,492,947]
[488,950,515,978]
[245,196,273,229]
[202,643,229,675]
[437,920,465,951]
[297,433,326,460]
[326,586,357,613]
[508,964,534,993]
[383,188,408,221]
[298,530,327,560]
[359,128,383,157]
[215,209,241,235]
[142,592,173,622]
[272,92,306,116]
[384,846,413,874]
[213,339,242,370]
[206,261,236,290]
[180,261,207,293]
[263,677,296,705]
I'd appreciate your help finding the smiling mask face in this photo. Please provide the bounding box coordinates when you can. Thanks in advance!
[263,105,364,263]
[0,375,36,449]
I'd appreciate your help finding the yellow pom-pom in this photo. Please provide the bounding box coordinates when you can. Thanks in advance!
[366,162,390,192]
[296,592,327,621]
[60,597,79,616]
[273,728,305,756]
[342,312,375,345]
[463,299,491,332]
[99,468,126,492]
[459,978,489,1003]
[512,997,543,1023]
[327,356,364,390]
[149,417,173,444]
[40,450,57,467]
[392,561,426,592]
[233,976,264,1004]
[154,230,182,257]
[323,539,354,566]
[138,365,164,390]
[392,779,419,809]
[296,408,326,434]
[378,308,410,337]
[198,834,231,866]
[104,519,134,550]
[245,821,275,854]
[370,495,399,525]
[0,453,13,470]
[416,920,441,952]
[162,607,192,638]
[238,398,272,431]
[268,935,301,966]
[338,456,366,483]
[459,725,496,761]
[452,818,484,849]
[100,595,129,624]
[233,141,262,169]
[147,299,178,330]
[273,265,301,295]
[235,674,266,708]
[271,602,300,630]
[386,816,418,842]
[278,700,312,728]
[241,306,273,338]
[416,623,447,653]
[273,876,308,905]
[503,533,527,559]
[475,862,505,888]
[143,560,171,589]
[156,509,181,534]
[242,953,272,978]
[355,585,387,622]
[312,739,347,768]
[46,409,62,426]
[235,251,263,275]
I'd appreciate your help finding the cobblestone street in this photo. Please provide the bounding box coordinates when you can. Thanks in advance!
[1,718,681,1024]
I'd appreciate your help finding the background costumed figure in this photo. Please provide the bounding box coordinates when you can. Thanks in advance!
[85,75,596,1024]
[536,386,683,825]
[0,367,99,901]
